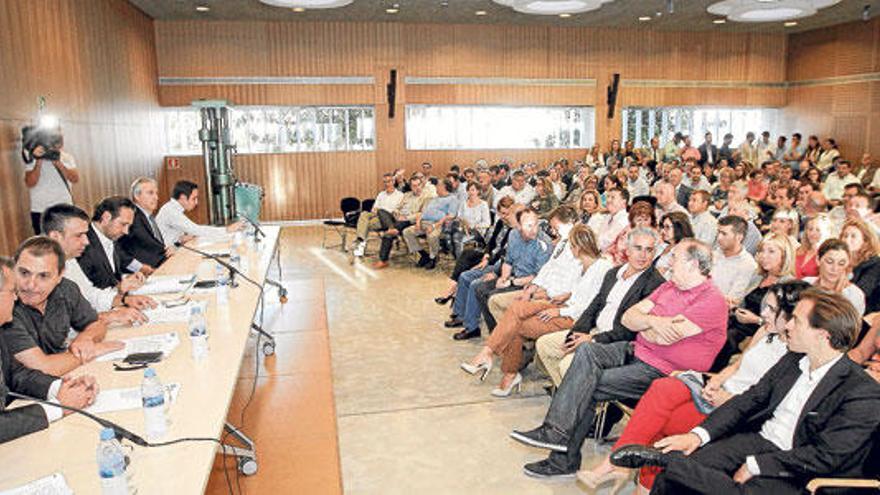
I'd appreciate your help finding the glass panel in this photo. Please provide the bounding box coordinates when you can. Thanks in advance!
[620,106,781,148]
[162,105,376,155]
[404,105,595,150]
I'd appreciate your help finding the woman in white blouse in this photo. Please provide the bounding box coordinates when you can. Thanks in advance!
[460,224,612,397]
[451,182,491,256]
[815,137,840,172]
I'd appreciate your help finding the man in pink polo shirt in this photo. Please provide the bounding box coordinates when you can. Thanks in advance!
[511,239,727,480]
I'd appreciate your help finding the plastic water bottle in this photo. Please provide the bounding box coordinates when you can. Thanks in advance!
[141,368,167,441]
[97,427,129,495]
[215,263,229,305]
[189,305,208,359]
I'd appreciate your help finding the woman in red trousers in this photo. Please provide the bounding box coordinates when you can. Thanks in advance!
[578,281,810,493]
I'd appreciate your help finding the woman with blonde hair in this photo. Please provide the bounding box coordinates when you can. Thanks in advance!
[795,214,832,278]
[460,224,612,397]
[840,218,880,314]
[577,189,601,225]
[713,232,796,370]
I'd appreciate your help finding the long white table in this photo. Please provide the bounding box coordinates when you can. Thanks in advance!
[0,226,282,494]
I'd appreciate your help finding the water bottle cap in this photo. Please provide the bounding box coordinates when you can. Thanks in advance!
[100,427,115,441]
[144,367,156,378]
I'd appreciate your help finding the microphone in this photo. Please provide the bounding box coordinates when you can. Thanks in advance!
[174,241,262,291]
[236,210,265,240]
[7,391,148,446]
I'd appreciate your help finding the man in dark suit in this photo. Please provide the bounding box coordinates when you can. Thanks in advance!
[612,288,880,494]
[698,131,719,167]
[118,177,170,275]
[0,256,97,444]
[536,227,666,387]
[77,196,135,290]
[667,167,693,209]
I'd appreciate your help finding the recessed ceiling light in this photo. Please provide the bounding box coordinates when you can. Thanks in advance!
[386,7,398,13]
[784,20,798,26]
[195,5,210,11]
[475,10,487,15]
[559,12,571,17]
[638,15,651,21]
[713,18,726,23]
[292,6,306,11]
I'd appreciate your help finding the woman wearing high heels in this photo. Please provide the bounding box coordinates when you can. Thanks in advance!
[579,281,808,494]
[460,224,611,396]
[433,196,516,306]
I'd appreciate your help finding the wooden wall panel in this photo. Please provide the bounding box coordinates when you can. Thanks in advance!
[0,0,162,256]
[783,18,880,161]
[154,20,788,222]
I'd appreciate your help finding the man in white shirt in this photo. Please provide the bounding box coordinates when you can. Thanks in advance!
[688,190,718,246]
[587,188,630,252]
[155,180,243,247]
[710,216,757,305]
[353,173,404,257]
[41,204,155,325]
[23,132,79,235]
[626,164,649,200]
[755,131,773,161]
[683,163,711,192]
[738,132,758,165]
[822,160,860,205]
[494,170,536,208]
[653,181,688,218]
[614,289,880,495]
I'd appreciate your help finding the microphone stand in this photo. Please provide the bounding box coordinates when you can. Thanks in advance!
[236,211,264,243]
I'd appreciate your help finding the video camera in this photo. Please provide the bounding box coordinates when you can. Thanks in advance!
[21,125,63,164]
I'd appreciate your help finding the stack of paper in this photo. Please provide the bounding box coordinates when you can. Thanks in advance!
[141,300,207,325]
[130,274,196,296]
[0,473,73,495]
[88,383,181,414]
[97,332,181,362]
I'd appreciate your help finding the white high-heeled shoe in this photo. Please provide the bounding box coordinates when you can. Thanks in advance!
[460,360,493,381]
[491,373,522,397]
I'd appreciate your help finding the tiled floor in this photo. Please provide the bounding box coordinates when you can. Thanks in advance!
[206,226,633,494]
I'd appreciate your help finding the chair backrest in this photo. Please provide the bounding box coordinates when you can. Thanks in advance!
[340,197,360,214]
[362,198,375,213]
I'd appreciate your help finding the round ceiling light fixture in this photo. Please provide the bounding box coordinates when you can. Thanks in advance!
[259,0,353,9]
[707,0,840,22]
[502,0,614,16]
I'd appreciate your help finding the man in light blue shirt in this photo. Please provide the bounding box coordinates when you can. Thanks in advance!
[402,178,459,269]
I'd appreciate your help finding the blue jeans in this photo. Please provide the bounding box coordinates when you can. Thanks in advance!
[453,267,490,328]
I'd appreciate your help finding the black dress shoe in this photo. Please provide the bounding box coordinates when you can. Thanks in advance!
[452,328,480,340]
[522,458,576,480]
[423,258,436,270]
[434,295,454,305]
[444,317,464,328]
[416,251,429,267]
[509,426,568,452]
[610,444,669,469]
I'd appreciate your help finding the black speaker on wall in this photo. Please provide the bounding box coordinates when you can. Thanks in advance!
[387,69,397,119]
[606,73,620,119]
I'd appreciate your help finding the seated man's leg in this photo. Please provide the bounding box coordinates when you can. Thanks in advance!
[452,268,484,318]
[401,224,423,254]
[488,290,522,324]
[426,227,442,260]
[463,278,494,333]
[355,211,375,240]
[654,433,784,495]
[536,331,569,386]
[477,285,520,332]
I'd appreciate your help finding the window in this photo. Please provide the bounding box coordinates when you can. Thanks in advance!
[405,105,594,150]
[163,105,375,155]
[621,107,781,149]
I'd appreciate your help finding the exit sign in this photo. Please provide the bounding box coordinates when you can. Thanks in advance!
[166,157,180,170]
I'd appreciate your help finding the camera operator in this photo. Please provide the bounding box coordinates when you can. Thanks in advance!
[23,130,79,234]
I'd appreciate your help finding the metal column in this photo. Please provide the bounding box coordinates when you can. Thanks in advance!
[194,100,237,226]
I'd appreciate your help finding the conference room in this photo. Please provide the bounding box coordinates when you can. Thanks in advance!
[2,0,880,493]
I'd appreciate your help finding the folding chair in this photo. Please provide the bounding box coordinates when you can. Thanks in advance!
[322,197,360,251]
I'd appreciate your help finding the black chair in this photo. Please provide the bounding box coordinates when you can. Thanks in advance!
[322,197,361,250]
[807,428,880,494]
[361,198,375,213]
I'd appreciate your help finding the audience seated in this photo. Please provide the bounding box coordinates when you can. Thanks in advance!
[402,178,459,270]
[654,212,694,277]
[373,174,434,269]
[804,239,865,316]
[494,170,535,208]
[841,218,880,314]
[710,216,757,305]
[582,281,809,491]
[510,239,727,479]
[536,227,665,387]
[450,182,491,257]
[463,223,612,396]
[616,289,880,495]
[794,214,831,278]
[688,190,717,245]
[353,173,404,258]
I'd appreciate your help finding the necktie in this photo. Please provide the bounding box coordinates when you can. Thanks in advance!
[149,215,164,244]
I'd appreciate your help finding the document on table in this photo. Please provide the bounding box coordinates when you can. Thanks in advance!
[97,332,181,362]
[130,274,196,296]
[87,383,181,414]
[141,300,207,325]
[0,473,72,495]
